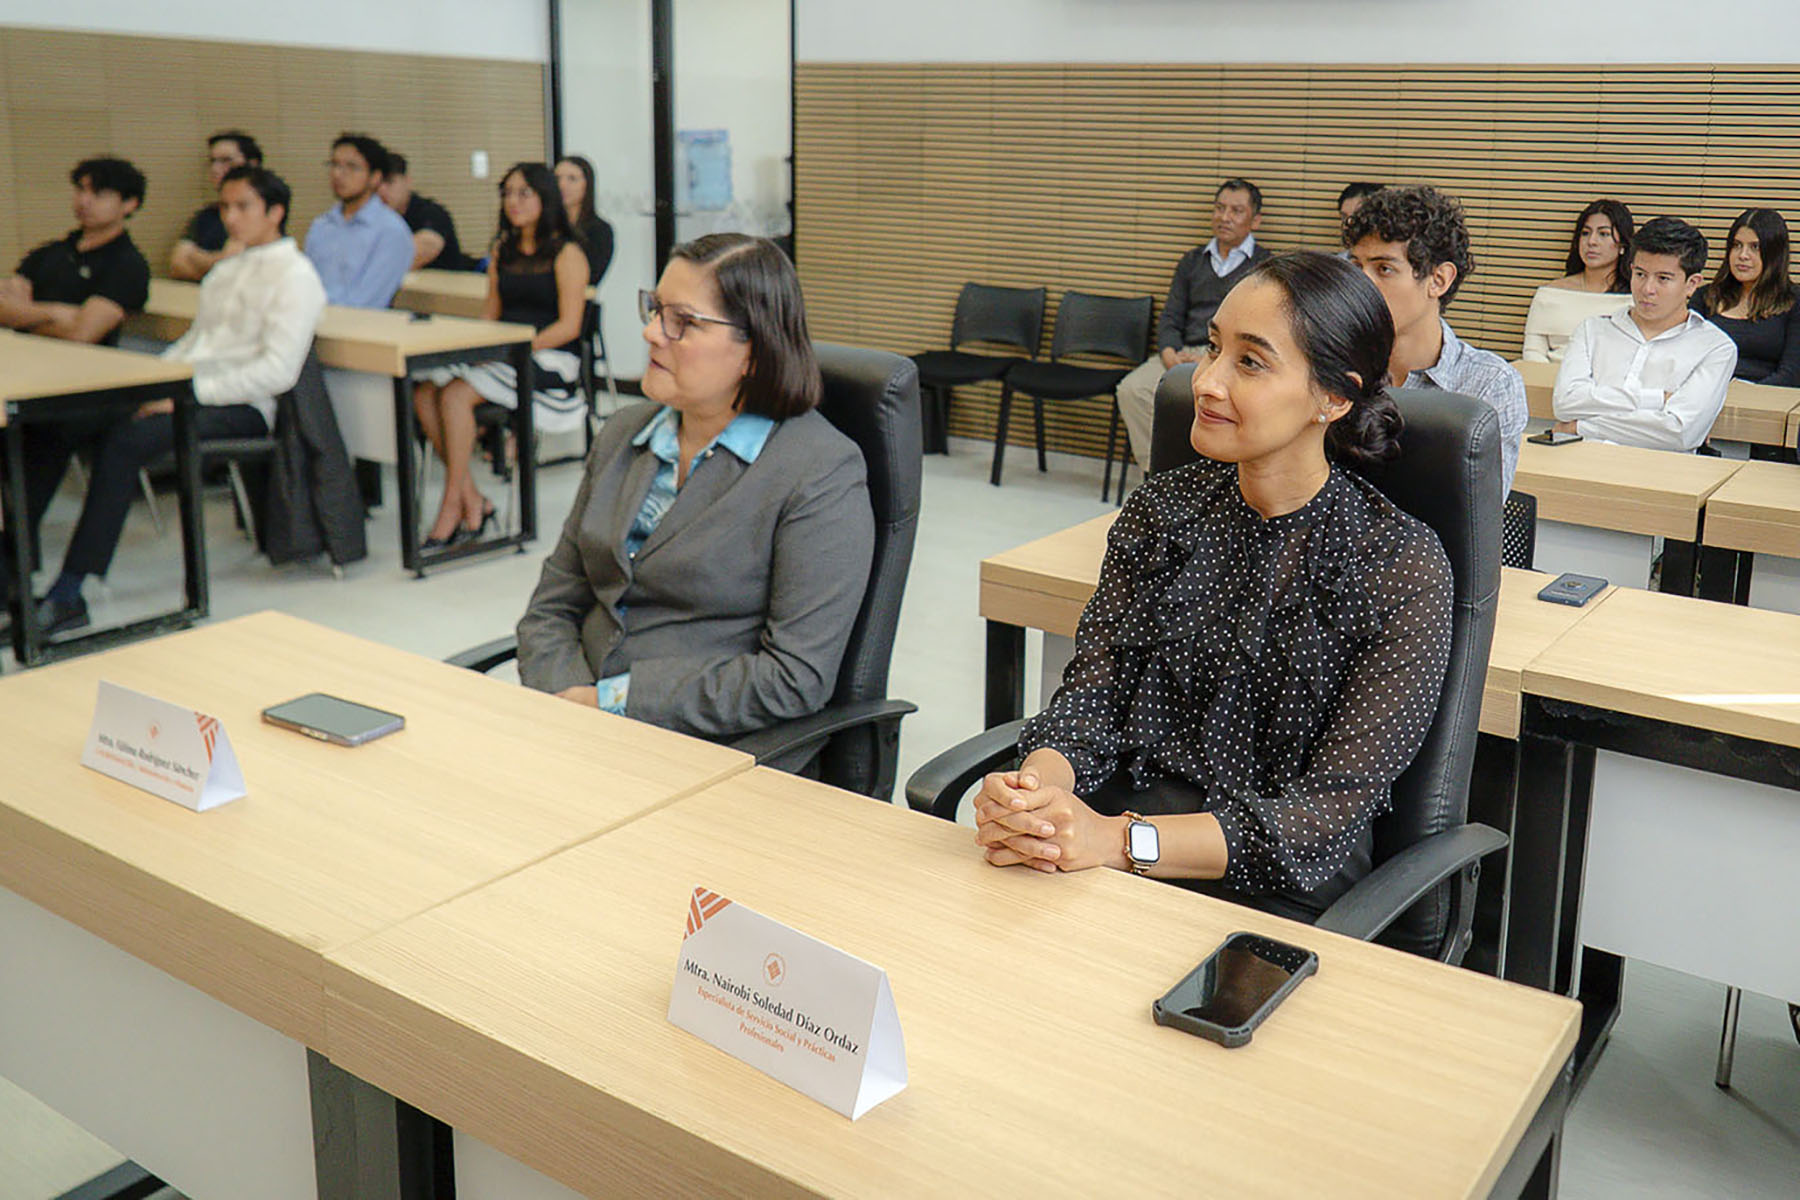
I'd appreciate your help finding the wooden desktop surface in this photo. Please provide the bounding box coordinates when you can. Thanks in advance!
[132,279,534,377]
[395,268,597,320]
[325,766,1580,1200]
[1701,459,1800,559]
[1515,358,1800,446]
[1522,585,1800,750]
[0,328,192,416]
[1483,568,1614,739]
[979,515,1605,739]
[1513,439,1742,539]
[0,611,751,1047]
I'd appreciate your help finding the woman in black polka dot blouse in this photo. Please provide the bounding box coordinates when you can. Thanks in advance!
[976,251,1454,921]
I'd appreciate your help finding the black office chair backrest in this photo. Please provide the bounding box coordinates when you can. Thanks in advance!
[1048,291,1154,364]
[1502,490,1537,570]
[1151,366,1502,957]
[812,343,925,795]
[950,283,1047,356]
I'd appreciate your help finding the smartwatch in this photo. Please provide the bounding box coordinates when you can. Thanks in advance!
[1122,811,1160,875]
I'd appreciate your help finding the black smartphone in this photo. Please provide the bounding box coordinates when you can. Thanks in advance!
[1527,429,1582,446]
[1536,572,1607,607]
[1151,932,1318,1048]
[262,693,405,746]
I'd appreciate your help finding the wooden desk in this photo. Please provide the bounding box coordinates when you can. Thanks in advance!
[1700,460,1800,611]
[131,279,539,576]
[977,514,1606,740]
[1483,568,1613,739]
[1505,586,1800,1087]
[0,331,205,667]
[0,611,751,1198]
[396,268,597,321]
[1515,358,1800,447]
[1513,439,1742,594]
[395,269,490,319]
[326,766,1580,1200]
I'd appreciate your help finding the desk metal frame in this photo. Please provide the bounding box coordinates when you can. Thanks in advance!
[1505,694,1800,1092]
[390,342,536,578]
[2,380,204,668]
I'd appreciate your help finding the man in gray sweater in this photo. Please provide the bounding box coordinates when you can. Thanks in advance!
[1116,178,1270,466]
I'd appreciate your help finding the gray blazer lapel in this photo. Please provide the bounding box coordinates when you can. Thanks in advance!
[634,450,748,563]
[605,446,662,580]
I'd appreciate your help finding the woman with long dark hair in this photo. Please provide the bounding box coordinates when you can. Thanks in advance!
[972,251,1453,921]
[515,233,873,738]
[1522,199,1635,361]
[1693,208,1800,387]
[412,162,589,547]
[554,154,615,285]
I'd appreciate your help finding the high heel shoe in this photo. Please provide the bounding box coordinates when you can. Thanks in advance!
[449,505,497,547]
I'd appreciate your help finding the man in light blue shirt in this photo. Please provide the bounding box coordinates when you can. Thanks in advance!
[304,133,414,309]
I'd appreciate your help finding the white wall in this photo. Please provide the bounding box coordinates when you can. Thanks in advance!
[560,0,656,378]
[0,1,548,61]
[674,0,792,241]
[797,0,1800,63]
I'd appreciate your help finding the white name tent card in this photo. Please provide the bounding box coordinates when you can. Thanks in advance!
[668,886,907,1120]
[80,680,245,811]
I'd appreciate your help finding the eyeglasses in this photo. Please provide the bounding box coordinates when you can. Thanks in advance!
[324,159,368,175]
[638,290,743,341]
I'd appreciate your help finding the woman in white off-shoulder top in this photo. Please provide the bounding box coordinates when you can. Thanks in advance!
[1521,199,1636,362]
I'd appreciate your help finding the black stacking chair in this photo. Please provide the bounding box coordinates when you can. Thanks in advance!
[911,364,1506,965]
[1502,491,1537,570]
[991,291,1152,499]
[911,284,1046,455]
[449,343,924,802]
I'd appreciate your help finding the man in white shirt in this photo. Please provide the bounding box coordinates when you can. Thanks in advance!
[1552,216,1737,452]
[1115,178,1271,466]
[32,165,327,635]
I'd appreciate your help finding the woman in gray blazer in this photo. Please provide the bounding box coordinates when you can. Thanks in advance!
[516,233,874,738]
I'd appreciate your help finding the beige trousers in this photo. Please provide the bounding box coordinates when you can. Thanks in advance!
[1115,351,1197,466]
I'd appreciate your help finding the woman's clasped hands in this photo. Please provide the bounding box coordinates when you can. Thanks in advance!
[973,766,1120,874]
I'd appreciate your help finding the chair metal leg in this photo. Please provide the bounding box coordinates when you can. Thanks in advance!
[1102,406,1118,501]
[990,383,1013,486]
[137,468,164,537]
[226,461,258,546]
[1031,397,1047,473]
[1715,986,1742,1090]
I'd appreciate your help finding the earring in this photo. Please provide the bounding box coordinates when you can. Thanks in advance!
[1316,413,1329,424]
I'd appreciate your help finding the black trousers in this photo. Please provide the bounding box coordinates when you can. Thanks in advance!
[57,405,267,578]
[0,413,120,597]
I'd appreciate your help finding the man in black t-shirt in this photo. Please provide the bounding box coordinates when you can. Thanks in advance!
[0,156,151,346]
[379,152,475,271]
[170,130,262,280]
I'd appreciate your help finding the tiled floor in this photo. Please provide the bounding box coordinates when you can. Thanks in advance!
[2,439,1795,1198]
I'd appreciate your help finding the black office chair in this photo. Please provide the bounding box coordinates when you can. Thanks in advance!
[910,365,1506,965]
[449,343,924,802]
[992,291,1152,500]
[911,283,1046,455]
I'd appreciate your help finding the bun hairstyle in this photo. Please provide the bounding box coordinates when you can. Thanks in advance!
[1250,251,1404,468]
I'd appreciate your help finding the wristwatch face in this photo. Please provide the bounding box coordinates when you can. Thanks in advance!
[1127,819,1160,866]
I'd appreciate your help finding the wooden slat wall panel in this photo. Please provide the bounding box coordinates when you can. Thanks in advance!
[796,63,1800,459]
[0,27,544,279]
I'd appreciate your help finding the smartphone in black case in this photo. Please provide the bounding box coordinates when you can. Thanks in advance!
[1536,573,1607,607]
[1152,932,1318,1048]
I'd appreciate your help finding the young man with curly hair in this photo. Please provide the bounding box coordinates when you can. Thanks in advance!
[1344,185,1527,492]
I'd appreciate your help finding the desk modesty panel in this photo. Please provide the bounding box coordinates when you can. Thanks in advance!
[325,767,1579,1200]
[0,612,751,1047]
